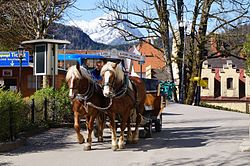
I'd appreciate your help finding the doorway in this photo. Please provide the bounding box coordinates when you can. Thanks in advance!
[3,78,17,91]
[214,78,221,98]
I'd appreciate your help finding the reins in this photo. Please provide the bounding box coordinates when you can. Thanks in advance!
[87,97,113,111]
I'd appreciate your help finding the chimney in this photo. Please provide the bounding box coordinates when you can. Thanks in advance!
[209,34,221,56]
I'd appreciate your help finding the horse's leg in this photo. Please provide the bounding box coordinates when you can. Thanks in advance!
[84,114,95,151]
[74,111,85,144]
[118,119,126,149]
[126,115,133,144]
[109,113,118,151]
[97,112,105,142]
[132,105,143,144]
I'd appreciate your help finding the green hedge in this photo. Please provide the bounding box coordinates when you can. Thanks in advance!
[0,88,29,142]
[28,83,72,123]
[200,102,250,114]
[0,83,72,142]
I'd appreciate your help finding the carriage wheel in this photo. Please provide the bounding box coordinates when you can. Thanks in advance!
[155,113,162,132]
[144,120,152,138]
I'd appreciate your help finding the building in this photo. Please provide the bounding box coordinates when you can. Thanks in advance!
[0,51,69,97]
[130,40,166,79]
[200,54,250,113]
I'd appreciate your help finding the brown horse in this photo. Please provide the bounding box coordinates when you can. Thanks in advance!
[66,63,106,150]
[101,61,146,150]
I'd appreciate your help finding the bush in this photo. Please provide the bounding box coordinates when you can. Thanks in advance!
[28,83,72,123]
[0,88,29,142]
[54,83,72,122]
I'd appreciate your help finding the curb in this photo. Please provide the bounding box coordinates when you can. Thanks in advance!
[0,138,26,152]
[0,127,48,153]
[0,124,74,152]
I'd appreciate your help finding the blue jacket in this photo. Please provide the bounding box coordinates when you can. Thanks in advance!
[91,69,102,81]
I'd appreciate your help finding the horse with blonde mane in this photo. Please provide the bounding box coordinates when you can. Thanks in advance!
[66,63,106,150]
[101,61,146,150]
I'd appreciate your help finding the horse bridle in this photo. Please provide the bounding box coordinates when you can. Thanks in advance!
[102,68,129,98]
[70,74,93,101]
[102,69,116,90]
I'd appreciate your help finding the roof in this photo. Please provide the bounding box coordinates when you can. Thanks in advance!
[206,54,246,69]
[131,41,166,72]
[22,39,70,45]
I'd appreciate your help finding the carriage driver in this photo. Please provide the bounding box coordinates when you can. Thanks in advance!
[91,59,105,83]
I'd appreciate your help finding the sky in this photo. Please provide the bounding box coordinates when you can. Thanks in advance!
[64,0,104,22]
[62,0,249,36]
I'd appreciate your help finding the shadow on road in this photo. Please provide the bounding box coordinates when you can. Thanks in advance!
[161,112,182,116]
[0,162,12,166]
[149,153,250,166]
[126,126,218,152]
[3,128,76,155]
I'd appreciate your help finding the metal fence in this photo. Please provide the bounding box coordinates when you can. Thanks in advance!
[0,97,72,142]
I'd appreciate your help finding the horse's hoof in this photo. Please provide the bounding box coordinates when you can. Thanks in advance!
[118,144,125,149]
[98,137,104,142]
[132,140,139,144]
[78,136,85,144]
[83,144,91,151]
[112,145,118,151]
[126,140,133,144]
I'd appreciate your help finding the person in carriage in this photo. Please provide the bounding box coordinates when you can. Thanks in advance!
[91,60,104,81]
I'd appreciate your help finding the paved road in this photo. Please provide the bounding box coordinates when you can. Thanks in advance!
[1,103,250,166]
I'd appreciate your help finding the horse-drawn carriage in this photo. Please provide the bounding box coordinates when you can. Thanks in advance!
[142,78,165,137]
[66,50,166,150]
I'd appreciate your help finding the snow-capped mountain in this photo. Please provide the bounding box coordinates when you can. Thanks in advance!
[70,13,144,45]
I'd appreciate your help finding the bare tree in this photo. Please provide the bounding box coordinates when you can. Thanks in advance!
[0,0,76,88]
[180,0,250,104]
[0,0,76,48]
[12,0,76,39]
[98,0,249,104]
[98,0,178,101]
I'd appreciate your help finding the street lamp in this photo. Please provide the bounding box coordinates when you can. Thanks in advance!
[17,45,24,94]
[179,20,187,104]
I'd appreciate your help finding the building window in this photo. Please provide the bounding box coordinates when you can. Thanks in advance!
[227,78,233,89]
[201,77,209,89]
[2,70,12,76]
[28,75,41,89]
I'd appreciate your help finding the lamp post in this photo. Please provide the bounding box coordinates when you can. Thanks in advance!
[63,44,66,70]
[179,20,186,104]
[17,45,24,94]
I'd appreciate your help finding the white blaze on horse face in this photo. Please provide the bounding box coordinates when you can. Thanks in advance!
[69,75,75,98]
[103,71,111,97]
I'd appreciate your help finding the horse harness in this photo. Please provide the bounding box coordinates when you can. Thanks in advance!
[74,78,113,112]
[102,68,139,107]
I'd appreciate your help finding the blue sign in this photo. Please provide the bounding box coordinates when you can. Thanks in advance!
[0,51,29,67]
